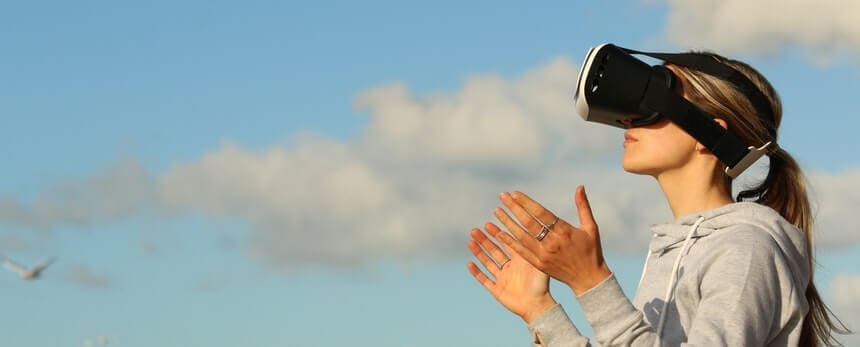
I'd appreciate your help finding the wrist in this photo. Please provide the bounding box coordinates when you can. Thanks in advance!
[567,266,612,296]
[520,295,558,325]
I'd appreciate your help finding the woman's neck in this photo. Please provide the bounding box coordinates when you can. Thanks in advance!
[656,166,734,219]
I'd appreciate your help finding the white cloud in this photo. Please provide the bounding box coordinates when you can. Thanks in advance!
[147,57,860,270]
[662,0,860,64]
[156,57,640,271]
[0,160,156,231]
[830,274,860,344]
[809,169,860,248]
[158,137,413,270]
[353,57,619,167]
[1,57,860,272]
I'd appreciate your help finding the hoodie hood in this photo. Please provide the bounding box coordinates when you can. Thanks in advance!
[649,202,811,286]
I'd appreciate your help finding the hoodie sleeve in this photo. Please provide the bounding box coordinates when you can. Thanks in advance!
[526,274,661,346]
[527,304,591,346]
[576,273,658,346]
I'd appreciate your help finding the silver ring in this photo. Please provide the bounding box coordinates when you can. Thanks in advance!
[497,259,511,270]
[546,216,559,229]
[535,227,550,241]
[535,216,559,241]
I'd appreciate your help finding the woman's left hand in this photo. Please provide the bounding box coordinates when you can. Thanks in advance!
[467,223,557,324]
[493,185,612,296]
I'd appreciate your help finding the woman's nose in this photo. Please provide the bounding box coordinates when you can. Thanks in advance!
[621,117,634,128]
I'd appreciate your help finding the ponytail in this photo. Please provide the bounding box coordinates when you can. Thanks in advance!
[737,148,809,231]
[737,148,850,347]
[673,53,851,345]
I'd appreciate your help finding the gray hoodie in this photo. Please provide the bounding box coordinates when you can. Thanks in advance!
[527,202,810,346]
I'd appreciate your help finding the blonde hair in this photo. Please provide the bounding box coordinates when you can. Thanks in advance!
[671,54,849,347]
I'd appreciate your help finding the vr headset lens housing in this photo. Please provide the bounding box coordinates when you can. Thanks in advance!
[575,44,674,129]
[573,43,776,178]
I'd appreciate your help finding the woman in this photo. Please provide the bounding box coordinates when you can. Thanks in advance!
[466,51,848,346]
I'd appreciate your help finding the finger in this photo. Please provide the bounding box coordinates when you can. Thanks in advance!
[508,191,559,230]
[499,192,544,234]
[574,185,598,232]
[494,228,545,271]
[493,207,540,251]
[484,222,516,255]
[472,227,509,265]
[467,262,497,294]
[467,238,501,277]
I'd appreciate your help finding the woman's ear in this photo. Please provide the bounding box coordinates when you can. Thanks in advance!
[696,118,729,154]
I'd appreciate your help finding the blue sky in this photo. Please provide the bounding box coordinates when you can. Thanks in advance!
[2,1,859,346]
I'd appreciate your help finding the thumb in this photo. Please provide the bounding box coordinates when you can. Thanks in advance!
[574,185,598,233]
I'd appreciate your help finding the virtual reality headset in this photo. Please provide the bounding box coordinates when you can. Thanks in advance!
[573,43,776,178]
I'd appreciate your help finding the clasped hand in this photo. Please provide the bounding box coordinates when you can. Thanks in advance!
[467,186,612,322]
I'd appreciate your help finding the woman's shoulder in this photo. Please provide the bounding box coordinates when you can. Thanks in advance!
[700,225,782,260]
[693,203,809,278]
[702,202,804,251]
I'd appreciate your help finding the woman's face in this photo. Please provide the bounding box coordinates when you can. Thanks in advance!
[622,64,702,177]
[621,116,698,177]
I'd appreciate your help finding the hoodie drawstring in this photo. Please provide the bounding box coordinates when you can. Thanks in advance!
[653,216,706,347]
[637,244,653,291]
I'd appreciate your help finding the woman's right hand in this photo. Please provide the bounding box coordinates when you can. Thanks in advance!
[467,222,558,324]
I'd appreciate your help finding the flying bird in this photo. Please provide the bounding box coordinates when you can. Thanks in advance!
[2,256,55,280]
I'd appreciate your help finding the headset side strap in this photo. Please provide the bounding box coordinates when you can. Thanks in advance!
[640,70,752,174]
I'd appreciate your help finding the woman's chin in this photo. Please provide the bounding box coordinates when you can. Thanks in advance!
[621,158,639,173]
[623,167,646,175]
[621,160,655,176]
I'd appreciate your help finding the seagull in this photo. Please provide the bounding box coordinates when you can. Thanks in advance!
[2,256,55,280]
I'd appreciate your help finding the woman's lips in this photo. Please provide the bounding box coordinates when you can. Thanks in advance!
[624,132,637,147]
